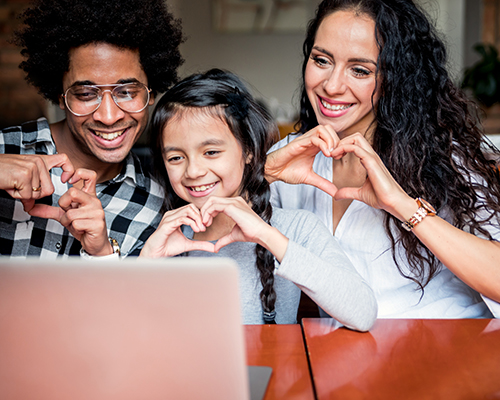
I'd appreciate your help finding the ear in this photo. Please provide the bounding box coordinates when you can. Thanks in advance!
[148,91,155,106]
[245,152,253,164]
[58,95,65,111]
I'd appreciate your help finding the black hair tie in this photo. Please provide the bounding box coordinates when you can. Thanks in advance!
[263,309,277,324]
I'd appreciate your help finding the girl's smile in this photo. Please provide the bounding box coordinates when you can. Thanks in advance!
[186,181,219,197]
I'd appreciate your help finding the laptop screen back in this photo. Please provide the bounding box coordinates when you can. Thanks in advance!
[0,257,250,400]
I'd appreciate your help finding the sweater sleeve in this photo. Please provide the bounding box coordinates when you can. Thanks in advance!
[273,209,378,331]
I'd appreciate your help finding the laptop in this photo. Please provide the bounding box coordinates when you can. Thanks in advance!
[0,257,271,400]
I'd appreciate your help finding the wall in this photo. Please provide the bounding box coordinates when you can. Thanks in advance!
[0,0,486,128]
[170,0,314,123]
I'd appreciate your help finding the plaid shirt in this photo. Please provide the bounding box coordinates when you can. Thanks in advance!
[0,118,164,258]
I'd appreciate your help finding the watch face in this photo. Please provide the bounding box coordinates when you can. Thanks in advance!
[418,198,436,215]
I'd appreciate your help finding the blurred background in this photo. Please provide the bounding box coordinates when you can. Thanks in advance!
[1,0,499,145]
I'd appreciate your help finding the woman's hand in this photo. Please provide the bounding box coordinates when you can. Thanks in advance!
[201,196,289,262]
[140,204,215,258]
[331,133,413,219]
[265,125,340,197]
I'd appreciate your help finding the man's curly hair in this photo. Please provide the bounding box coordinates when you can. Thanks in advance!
[13,0,184,104]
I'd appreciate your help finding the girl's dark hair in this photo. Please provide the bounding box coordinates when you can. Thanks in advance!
[298,0,500,290]
[13,0,184,103]
[150,68,280,323]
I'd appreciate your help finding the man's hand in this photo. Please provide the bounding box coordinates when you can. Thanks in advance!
[29,168,113,256]
[0,153,74,212]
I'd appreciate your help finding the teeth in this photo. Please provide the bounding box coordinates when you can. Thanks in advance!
[321,99,352,111]
[191,183,216,192]
[94,130,125,140]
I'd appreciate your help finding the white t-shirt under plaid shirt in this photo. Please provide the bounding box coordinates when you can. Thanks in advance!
[0,118,164,257]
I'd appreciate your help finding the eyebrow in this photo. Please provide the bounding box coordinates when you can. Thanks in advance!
[163,138,226,154]
[69,78,141,87]
[312,46,377,66]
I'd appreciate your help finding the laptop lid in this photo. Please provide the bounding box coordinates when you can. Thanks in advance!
[0,257,250,400]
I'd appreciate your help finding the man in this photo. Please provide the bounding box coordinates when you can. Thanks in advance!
[0,0,183,257]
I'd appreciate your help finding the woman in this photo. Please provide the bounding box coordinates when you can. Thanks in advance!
[266,0,500,318]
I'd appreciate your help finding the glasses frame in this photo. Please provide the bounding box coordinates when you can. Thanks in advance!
[62,82,152,117]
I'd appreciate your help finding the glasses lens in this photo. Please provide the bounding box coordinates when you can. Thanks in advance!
[66,86,101,116]
[112,83,150,113]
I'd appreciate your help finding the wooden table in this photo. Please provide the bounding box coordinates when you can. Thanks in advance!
[244,324,315,400]
[302,318,500,400]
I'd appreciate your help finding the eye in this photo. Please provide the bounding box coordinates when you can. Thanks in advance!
[204,150,221,157]
[114,84,140,99]
[310,54,330,67]
[166,155,184,163]
[352,67,372,77]
[71,87,99,101]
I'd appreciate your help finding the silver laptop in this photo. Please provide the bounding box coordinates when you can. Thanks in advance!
[0,257,259,400]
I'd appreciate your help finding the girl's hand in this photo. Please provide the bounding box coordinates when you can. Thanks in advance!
[265,125,340,197]
[331,133,413,219]
[28,168,114,256]
[201,196,288,261]
[140,204,215,258]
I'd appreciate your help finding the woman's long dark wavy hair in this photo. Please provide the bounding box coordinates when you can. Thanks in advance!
[13,0,184,103]
[150,69,280,323]
[298,0,500,290]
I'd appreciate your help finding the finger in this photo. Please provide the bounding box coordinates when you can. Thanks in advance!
[42,154,75,184]
[331,142,371,162]
[27,203,65,221]
[58,187,94,212]
[68,168,97,195]
[214,234,236,252]
[315,125,340,153]
[21,199,35,213]
[336,133,374,155]
[163,204,206,232]
[200,196,244,226]
[5,157,46,200]
[59,205,106,229]
[200,197,224,225]
[334,186,363,202]
[305,174,338,197]
[185,240,216,253]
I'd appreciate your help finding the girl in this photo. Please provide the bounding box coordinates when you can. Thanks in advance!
[265,0,500,318]
[140,69,377,329]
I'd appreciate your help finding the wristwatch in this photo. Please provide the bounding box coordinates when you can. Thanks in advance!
[402,197,436,231]
[109,237,121,255]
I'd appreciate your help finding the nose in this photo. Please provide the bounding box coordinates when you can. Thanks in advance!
[323,67,347,96]
[92,91,125,125]
[185,158,207,180]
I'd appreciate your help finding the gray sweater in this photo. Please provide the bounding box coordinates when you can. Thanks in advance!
[183,207,377,331]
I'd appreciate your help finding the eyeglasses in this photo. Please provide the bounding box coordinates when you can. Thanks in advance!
[62,82,152,116]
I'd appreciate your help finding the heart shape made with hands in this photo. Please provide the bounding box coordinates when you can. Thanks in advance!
[163,197,259,257]
[26,169,98,222]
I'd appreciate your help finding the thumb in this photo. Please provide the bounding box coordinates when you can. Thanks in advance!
[214,234,236,253]
[334,186,361,201]
[306,174,338,198]
[185,240,216,253]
